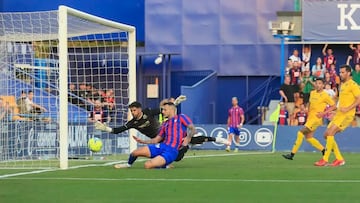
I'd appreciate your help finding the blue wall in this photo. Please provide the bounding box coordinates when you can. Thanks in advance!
[144,0,294,76]
[0,0,145,42]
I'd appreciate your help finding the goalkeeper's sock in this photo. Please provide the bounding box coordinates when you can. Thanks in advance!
[128,154,137,165]
[332,139,344,161]
[291,131,304,154]
[306,137,324,152]
[323,136,335,162]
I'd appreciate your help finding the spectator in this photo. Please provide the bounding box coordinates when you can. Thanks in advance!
[285,59,293,75]
[302,45,311,72]
[324,83,336,99]
[329,64,339,87]
[289,49,302,63]
[322,44,336,71]
[294,103,307,126]
[25,90,47,114]
[312,57,326,78]
[16,90,27,114]
[349,44,360,65]
[78,83,88,99]
[88,99,110,123]
[68,83,80,105]
[279,75,298,125]
[300,68,315,104]
[355,105,360,127]
[278,102,289,126]
[103,89,115,111]
[324,72,337,91]
[289,61,302,85]
[24,90,50,122]
[352,63,360,85]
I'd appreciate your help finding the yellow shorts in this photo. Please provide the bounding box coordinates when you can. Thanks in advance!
[304,118,323,131]
[328,113,354,131]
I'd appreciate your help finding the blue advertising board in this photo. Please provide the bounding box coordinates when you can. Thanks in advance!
[303,0,360,41]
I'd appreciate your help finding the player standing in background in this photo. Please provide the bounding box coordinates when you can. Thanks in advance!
[315,65,360,167]
[282,78,336,160]
[225,97,245,152]
[114,102,196,169]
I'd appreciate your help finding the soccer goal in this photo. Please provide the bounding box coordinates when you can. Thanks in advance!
[0,6,136,169]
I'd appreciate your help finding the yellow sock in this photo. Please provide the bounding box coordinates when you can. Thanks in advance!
[323,136,335,162]
[332,139,344,161]
[291,131,304,154]
[306,137,324,152]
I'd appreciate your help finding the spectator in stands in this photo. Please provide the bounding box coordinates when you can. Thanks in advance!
[289,49,302,64]
[289,61,302,85]
[16,90,27,113]
[68,83,80,105]
[294,103,307,126]
[329,64,339,88]
[279,75,298,125]
[300,68,314,105]
[24,90,50,122]
[285,59,293,75]
[323,83,336,126]
[78,83,88,99]
[355,105,360,127]
[322,44,336,71]
[278,102,289,126]
[88,99,110,123]
[349,44,360,65]
[302,45,311,72]
[103,89,115,111]
[324,72,337,91]
[352,63,360,85]
[312,57,326,79]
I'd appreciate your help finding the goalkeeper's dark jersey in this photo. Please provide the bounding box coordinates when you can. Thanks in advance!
[112,108,161,138]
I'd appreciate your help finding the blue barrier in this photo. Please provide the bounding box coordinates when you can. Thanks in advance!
[2,122,359,161]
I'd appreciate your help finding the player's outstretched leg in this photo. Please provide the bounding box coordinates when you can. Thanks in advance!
[282,131,304,160]
[114,146,151,169]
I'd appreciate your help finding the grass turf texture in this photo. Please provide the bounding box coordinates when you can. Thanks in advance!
[0,151,359,203]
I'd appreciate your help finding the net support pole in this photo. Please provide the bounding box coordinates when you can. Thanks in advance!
[128,29,137,153]
[58,5,69,169]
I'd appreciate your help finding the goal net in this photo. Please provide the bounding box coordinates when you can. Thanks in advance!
[0,6,136,169]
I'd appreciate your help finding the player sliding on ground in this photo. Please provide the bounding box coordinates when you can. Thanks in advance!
[94,97,229,163]
[114,102,196,169]
[314,65,360,167]
[282,78,336,160]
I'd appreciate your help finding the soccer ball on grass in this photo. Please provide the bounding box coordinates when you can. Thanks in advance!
[88,137,103,152]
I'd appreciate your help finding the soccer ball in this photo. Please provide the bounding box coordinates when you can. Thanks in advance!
[88,137,103,152]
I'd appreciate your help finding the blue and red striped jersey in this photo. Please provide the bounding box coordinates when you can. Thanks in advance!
[228,106,244,128]
[159,114,193,149]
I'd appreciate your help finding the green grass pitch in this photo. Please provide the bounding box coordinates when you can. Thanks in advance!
[0,151,359,203]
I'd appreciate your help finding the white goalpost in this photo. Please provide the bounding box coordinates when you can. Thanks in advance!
[0,6,137,169]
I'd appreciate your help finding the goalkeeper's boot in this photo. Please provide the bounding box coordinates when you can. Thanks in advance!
[225,146,231,152]
[314,159,328,167]
[114,163,131,169]
[215,137,231,145]
[282,153,293,160]
[234,148,238,153]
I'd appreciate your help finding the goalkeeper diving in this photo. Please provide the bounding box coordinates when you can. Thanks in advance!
[94,95,230,163]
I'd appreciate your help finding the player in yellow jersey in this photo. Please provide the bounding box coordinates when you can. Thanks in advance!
[282,78,336,160]
[315,65,360,167]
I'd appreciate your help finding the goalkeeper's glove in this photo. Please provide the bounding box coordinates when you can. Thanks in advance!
[174,95,187,106]
[95,121,113,133]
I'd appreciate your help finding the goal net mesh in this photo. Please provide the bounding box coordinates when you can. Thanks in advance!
[0,7,135,169]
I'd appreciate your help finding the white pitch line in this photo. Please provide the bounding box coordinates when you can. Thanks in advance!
[4,177,360,183]
[0,151,272,179]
